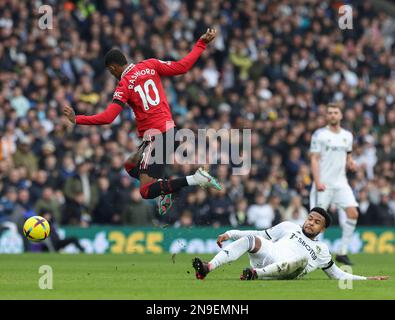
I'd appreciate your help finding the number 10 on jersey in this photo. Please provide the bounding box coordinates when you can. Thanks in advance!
[134,79,160,111]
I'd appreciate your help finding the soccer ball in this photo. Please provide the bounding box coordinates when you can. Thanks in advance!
[23,216,50,242]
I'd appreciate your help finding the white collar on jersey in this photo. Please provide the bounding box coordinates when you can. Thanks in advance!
[326,125,342,134]
[121,63,135,79]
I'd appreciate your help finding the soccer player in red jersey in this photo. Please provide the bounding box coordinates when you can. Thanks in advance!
[63,28,222,215]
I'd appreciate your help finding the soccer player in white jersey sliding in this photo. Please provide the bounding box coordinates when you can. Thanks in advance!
[310,103,359,266]
[192,208,388,281]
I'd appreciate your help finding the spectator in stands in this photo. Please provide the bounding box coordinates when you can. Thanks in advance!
[174,209,194,228]
[247,193,274,229]
[375,192,395,226]
[0,187,17,222]
[63,159,98,215]
[208,186,234,227]
[92,176,119,224]
[234,198,249,226]
[12,137,38,179]
[11,188,35,230]
[62,191,90,226]
[121,187,155,226]
[193,189,211,226]
[34,186,62,224]
[283,194,308,224]
[358,188,376,226]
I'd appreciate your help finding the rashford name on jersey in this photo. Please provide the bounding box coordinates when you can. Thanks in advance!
[124,68,157,90]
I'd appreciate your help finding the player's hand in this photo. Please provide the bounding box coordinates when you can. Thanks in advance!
[216,233,229,248]
[200,28,217,44]
[367,276,390,280]
[347,159,358,172]
[63,105,76,124]
[316,182,326,192]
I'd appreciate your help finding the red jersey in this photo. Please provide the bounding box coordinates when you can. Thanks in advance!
[76,39,207,137]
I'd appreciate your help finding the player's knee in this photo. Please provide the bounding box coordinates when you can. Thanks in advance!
[124,153,140,171]
[250,236,261,253]
[285,257,308,272]
[346,207,359,219]
[139,183,152,199]
[124,160,137,172]
[298,257,308,266]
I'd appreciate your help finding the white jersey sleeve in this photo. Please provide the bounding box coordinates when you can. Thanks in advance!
[347,131,353,152]
[226,222,299,242]
[310,129,323,154]
[316,243,366,280]
[323,263,367,280]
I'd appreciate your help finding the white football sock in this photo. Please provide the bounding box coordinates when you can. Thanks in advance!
[209,236,255,271]
[339,218,357,255]
[186,175,197,186]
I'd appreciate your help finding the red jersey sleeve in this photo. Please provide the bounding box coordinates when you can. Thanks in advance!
[148,39,206,76]
[75,103,123,125]
[75,79,128,125]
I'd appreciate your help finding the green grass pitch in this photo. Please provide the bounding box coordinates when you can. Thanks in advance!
[0,253,394,299]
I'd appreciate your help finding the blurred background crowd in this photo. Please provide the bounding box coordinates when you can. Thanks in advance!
[1,0,395,231]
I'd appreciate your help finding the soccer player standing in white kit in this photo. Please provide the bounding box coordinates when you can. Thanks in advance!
[310,103,359,265]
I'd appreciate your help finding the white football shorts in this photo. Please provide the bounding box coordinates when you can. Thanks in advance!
[248,236,300,269]
[310,184,358,210]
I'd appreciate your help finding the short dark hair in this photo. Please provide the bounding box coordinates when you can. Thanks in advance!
[310,207,332,228]
[326,102,343,112]
[104,48,127,67]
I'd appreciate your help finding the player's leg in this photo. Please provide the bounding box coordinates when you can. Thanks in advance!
[309,185,318,209]
[193,235,264,279]
[139,167,222,200]
[124,135,174,214]
[138,129,222,199]
[336,207,356,264]
[137,129,222,214]
[124,147,173,215]
[334,185,359,265]
[241,257,308,280]
[241,239,308,280]
[192,236,261,279]
[309,185,333,241]
[309,185,333,211]
[124,155,140,179]
[124,138,150,180]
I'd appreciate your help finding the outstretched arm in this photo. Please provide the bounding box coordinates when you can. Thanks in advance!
[310,152,326,191]
[322,262,389,280]
[216,230,270,248]
[150,28,217,76]
[216,221,296,248]
[63,102,123,125]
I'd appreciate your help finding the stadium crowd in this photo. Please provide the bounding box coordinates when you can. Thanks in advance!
[1,0,395,231]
